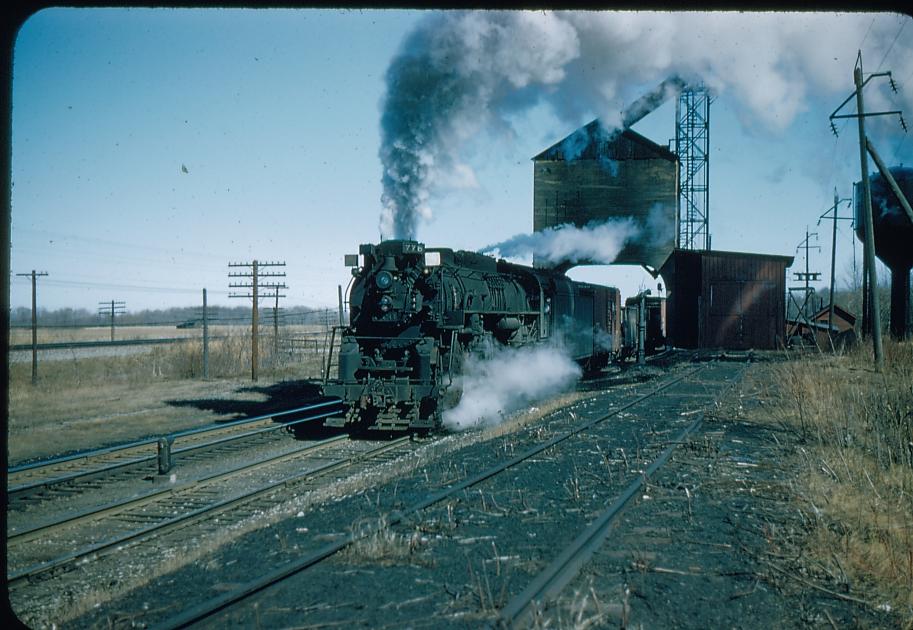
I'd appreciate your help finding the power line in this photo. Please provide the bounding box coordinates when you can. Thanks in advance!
[859,16,877,53]
[10,276,232,295]
[11,225,230,263]
[875,18,907,73]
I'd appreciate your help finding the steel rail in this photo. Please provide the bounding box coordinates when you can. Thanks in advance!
[500,362,749,627]
[8,436,411,587]
[9,399,342,474]
[8,434,349,545]
[151,366,707,630]
[8,402,343,500]
[498,413,706,627]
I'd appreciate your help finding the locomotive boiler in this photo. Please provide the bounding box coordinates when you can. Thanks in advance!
[322,240,622,432]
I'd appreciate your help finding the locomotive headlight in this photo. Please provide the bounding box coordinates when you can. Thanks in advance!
[378,295,393,313]
[375,271,394,290]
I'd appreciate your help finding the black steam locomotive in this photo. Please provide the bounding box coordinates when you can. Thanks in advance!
[321,240,625,432]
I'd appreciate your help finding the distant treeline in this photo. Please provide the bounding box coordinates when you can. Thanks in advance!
[9,305,341,328]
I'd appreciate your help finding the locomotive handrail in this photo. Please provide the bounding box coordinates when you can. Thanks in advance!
[362,365,413,373]
[322,326,337,384]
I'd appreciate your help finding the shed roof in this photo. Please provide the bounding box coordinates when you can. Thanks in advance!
[662,248,795,266]
[532,119,677,162]
[812,304,857,325]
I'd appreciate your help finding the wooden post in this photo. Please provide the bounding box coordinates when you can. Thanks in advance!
[229,260,285,382]
[828,191,838,338]
[202,288,209,379]
[854,59,885,370]
[252,259,259,382]
[273,290,279,363]
[16,270,48,385]
[30,272,39,384]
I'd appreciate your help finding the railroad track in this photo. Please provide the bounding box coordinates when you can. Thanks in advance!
[6,399,343,505]
[146,362,746,629]
[7,434,417,589]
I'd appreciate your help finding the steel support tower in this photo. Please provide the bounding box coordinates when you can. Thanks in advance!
[676,86,712,250]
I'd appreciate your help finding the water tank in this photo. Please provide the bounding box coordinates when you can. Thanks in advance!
[855,166,913,339]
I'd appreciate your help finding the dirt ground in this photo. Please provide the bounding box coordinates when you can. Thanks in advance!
[15,356,899,629]
[6,352,908,629]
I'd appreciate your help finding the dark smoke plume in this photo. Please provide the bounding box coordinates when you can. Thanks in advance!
[378,11,913,240]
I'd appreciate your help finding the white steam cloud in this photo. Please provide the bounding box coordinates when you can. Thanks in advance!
[480,218,639,265]
[443,343,582,431]
[480,203,675,267]
[379,11,912,239]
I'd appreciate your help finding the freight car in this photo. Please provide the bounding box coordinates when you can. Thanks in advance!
[621,291,667,361]
[322,239,623,432]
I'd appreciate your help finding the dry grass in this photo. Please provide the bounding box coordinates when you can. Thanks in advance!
[342,516,429,566]
[9,325,199,345]
[7,325,335,462]
[8,326,330,386]
[768,340,913,622]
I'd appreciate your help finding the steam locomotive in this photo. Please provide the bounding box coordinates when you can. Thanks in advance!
[321,239,649,432]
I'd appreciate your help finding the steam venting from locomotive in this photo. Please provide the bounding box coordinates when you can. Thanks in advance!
[478,203,673,267]
[479,218,638,265]
[443,342,581,430]
[379,11,912,239]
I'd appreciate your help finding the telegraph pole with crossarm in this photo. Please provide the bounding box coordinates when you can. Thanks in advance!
[16,270,48,385]
[229,260,287,381]
[98,300,126,342]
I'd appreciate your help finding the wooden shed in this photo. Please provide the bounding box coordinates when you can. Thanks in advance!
[659,249,794,350]
[787,304,858,349]
[532,120,678,270]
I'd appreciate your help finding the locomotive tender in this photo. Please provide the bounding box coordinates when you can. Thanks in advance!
[322,239,623,432]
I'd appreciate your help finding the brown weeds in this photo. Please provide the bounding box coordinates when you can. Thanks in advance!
[769,339,913,622]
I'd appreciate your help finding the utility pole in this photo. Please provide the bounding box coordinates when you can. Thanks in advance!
[202,288,209,379]
[818,190,852,339]
[855,58,884,369]
[16,270,48,385]
[273,290,281,362]
[98,300,126,341]
[229,260,287,381]
[828,51,906,369]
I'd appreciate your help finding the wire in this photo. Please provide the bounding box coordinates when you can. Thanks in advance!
[27,278,233,295]
[859,16,877,53]
[875,18,907,73]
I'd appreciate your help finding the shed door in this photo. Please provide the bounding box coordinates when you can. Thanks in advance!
[708,280,776,349]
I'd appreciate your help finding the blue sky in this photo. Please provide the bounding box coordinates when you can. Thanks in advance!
[10,9,912,313]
